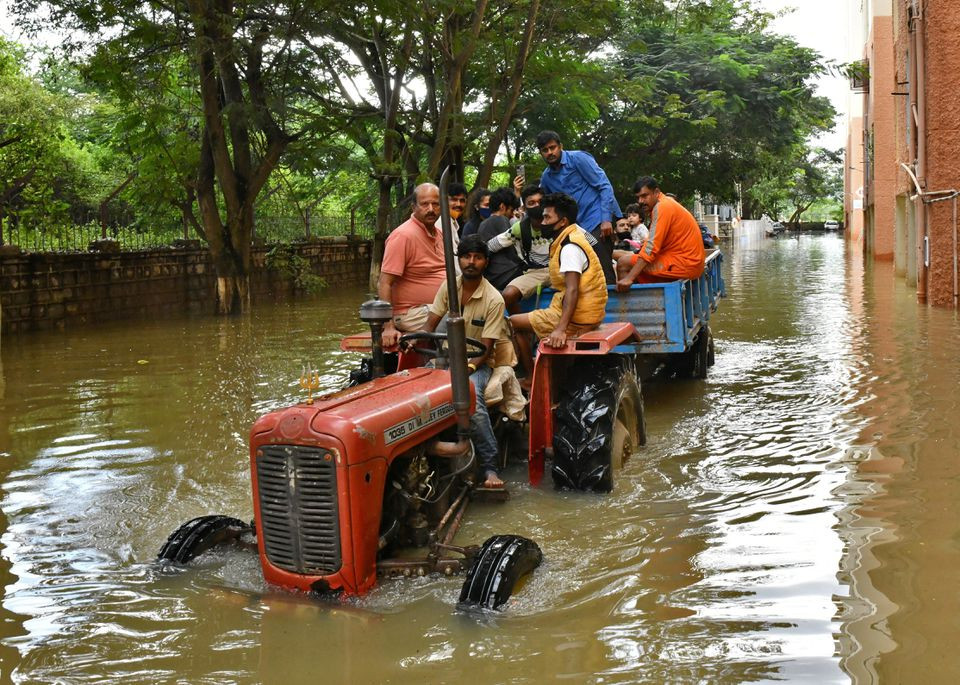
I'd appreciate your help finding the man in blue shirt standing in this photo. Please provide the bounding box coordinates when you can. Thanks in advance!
[536,130,621,283]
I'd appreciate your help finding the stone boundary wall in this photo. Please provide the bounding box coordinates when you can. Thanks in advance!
[0,238,371,335]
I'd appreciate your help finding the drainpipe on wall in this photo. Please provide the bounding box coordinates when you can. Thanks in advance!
[900,163,958,307]
[911,0,929,303]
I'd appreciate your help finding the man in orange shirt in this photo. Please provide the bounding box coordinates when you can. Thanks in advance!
[379,183,447,346]
[615,176,705,291]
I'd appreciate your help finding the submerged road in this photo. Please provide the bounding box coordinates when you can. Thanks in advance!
[1,232,958,683]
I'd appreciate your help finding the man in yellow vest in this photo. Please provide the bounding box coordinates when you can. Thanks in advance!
[509,193,608,381]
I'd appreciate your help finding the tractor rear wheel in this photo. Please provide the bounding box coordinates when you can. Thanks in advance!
[458,535,543,611]
[552,357,645,492]
[157,515,253,564]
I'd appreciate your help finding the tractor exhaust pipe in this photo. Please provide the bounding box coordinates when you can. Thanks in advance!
[438,165,472,439]
[359,299,393,379]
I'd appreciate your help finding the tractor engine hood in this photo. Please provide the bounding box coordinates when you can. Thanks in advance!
[248,367,469,596]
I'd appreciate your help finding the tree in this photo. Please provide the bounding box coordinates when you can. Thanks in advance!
[0,39,118,238]
[302,0,622,287]
[76,54,204,238]
[586,0,836,211]
[0,39,66,232]
[782,147,843,225]
[15,0,341,313]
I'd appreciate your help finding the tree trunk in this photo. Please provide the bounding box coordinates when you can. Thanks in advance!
[789,202,813,226]
[365,25,414,292]
[369,179,393,291]
[426,0,489,179]
[215,270,250,315]
[188,0,288,315]
[474,0,540,188]
[99,170,138,239]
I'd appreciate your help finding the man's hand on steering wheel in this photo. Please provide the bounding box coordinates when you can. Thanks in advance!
[397,331,487,358]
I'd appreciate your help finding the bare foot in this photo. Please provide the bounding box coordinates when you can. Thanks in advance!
[482,470,504,488]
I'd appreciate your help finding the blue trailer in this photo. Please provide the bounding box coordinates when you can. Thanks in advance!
[605,249,725,353]
[524,249,726,488]
[523,249,725,374]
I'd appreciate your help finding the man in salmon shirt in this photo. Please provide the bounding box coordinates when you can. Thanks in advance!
[615,176,705,291]
[379,183,447,347]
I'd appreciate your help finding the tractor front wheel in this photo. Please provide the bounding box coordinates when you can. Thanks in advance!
[458,535,543,611]
[157,515,254,564]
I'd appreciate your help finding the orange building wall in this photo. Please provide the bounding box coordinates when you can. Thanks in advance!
[866,15,897,261]
[853,1,960,307]
[921,0,960,307]
[846,116,865,244]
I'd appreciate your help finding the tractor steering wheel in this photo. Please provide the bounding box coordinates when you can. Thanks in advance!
[398,331,488,359]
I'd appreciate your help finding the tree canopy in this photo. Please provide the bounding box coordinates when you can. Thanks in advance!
[6,0,838,305]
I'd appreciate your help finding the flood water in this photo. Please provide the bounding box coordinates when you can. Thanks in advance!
[1,232,959,683]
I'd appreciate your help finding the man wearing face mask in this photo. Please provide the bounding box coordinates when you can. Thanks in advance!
[509,193,608,379]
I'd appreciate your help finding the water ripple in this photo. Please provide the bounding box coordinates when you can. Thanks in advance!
[0,238,890,682]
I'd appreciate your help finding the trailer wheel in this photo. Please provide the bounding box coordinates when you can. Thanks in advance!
[157,515,253,564]
[673,326,710,379]
[458,535,543,611]
[552,357,645,492]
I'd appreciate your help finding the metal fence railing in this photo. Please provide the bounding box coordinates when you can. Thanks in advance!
[256,213,375,243]
[1,222,185,252]
[0,213,375,254]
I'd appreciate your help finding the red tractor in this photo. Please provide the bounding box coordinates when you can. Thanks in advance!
[157,168,671,610]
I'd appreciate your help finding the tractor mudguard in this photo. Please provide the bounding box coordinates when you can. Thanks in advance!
[527,322,640,486]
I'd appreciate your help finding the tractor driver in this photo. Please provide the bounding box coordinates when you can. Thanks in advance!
[509,192,608,381]
[418,234,512,489]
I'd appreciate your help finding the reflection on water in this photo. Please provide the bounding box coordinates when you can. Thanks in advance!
[835,259,960,683]
[0,235,957,682]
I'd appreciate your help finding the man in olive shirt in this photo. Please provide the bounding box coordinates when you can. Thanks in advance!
[420,235,512,488]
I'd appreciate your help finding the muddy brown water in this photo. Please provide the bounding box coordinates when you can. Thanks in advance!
[1,233,959,683]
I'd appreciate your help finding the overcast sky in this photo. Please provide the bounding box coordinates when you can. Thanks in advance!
[758,0,851,150]
[2,0,851,149]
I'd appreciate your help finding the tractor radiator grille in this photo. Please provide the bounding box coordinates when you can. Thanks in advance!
[256,445,341,575]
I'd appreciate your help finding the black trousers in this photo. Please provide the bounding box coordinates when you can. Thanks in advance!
[588,226,617,284]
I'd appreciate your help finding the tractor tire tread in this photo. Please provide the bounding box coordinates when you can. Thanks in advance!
[551,357,642,492]
[458,535,542,611]
[157,515,251,564]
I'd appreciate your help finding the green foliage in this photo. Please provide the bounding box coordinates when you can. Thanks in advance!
[748,146,843,222]
[588,0,836,209]
[0,38,130,234]
[4,0,838,254]
[264,245,328,293]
